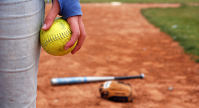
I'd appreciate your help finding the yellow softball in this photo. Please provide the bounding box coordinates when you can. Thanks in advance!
[40,17,77,56]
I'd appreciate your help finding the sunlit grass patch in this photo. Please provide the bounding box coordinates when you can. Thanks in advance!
[141,5,199,62]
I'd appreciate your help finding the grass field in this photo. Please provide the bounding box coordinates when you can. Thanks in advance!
[141,5,199,62]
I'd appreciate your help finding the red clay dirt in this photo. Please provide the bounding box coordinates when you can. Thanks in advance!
[37,3,199,108]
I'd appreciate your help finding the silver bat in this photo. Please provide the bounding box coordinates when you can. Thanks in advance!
[51,73,145,85]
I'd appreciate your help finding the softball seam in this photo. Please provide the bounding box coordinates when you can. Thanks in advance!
[42,29,71,49]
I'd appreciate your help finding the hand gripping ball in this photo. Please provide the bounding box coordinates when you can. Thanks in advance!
[40,17,77,56]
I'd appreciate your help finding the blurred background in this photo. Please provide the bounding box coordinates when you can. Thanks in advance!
[38,1,199,108]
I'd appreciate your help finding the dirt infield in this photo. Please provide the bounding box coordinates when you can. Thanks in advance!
[37,3,199,108]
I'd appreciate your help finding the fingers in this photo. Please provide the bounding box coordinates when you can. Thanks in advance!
[42,0,60,30]
[71,16,86,54]
[65,16,80,50]
[65,16,86,54]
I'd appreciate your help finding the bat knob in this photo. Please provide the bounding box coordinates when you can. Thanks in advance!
[141,73,145,79]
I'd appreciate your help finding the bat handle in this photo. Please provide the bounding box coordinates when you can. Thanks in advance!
[115,73,145,80]
[141,73,145,78]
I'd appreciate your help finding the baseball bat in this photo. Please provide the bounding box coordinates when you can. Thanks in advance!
[51,73,145,85]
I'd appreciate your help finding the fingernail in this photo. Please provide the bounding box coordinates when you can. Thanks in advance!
[42,24,46,29]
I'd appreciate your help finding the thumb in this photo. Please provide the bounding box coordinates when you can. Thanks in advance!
[42,0,60,30]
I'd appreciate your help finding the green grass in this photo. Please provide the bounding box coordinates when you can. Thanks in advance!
[141,5,199,62]
[80,0,199,3]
